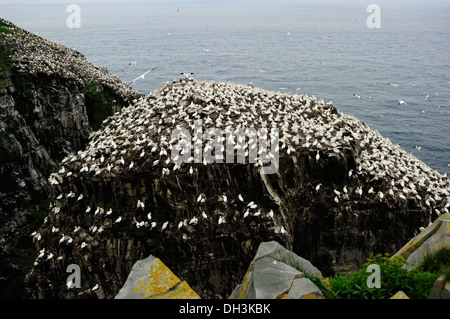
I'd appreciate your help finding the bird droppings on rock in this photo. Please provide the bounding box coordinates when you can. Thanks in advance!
[24,76,450,299]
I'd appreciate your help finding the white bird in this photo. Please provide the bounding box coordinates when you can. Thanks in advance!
[162,221,169,230]
[397,99,407,105]
[115,217,122,223]
[356,187,363,197]
[81,242,87,249]
[91,284,99,292]
[315,184,322,193]
[67,280,75,290]
[189,166,193,174]
[238,194,244,202]
[38,248,45,259]
[106,208,113,216]
[202,211,208,219]
[189,216,198,225]
[85,206,91,213]
[137,200,145,210]
[316,151,320,162]
[243,209,250,219]
[178,221,183,230]
[334,196,339,203]
[266,210,274,219]
[218,216,225,225]
[46,253,53,261]
[147,213,152,220]
[128,66,159,85]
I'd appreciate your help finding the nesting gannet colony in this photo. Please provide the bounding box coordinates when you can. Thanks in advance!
[1,18,141,101]
[25,76,449,298]
[54,77,449,213]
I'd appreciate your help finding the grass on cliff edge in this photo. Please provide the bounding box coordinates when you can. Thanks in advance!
[0,18,15,70]
[321,250,450,299]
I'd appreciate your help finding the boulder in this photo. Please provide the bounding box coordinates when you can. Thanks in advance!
[392,212,450,270]
[230,241,324,299]
[115,255,200,299]
[427,275,450,299]
[390,290,409,299]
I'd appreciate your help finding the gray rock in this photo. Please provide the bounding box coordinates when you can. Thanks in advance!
[286,277,324,299]
[115,255,200,299]
[392,212,450,270]
[231,241,324,299]
[254,241,323,279]
[428,275,450,299]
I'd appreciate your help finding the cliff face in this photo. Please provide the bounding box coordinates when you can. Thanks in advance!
[1,18,449,300]
[24,77,449,299]
[0,18,143,298]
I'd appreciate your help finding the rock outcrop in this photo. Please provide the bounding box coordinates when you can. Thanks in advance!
[392,212,449,270]
[392,212,450,299]
[24,74,449,299]
[229,241,324,299]
[0,18,143,298]
[428,275,450,299]
[115,255,200,299]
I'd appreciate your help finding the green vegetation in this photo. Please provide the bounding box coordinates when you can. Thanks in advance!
[0,19,15,71]
[320,251,450,299]
[416,249,450,281]
[282,255,325,290]
[84,80,116,130]
[26,199,50,229]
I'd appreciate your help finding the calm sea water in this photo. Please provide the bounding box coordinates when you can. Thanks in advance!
[1,0,449,175]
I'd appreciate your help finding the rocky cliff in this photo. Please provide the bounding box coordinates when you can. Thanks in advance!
[1,18,449,300]
[0,18,143,298]
[24,74,449,299]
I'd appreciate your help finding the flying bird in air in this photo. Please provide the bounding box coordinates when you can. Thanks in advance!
[128,66,159,85]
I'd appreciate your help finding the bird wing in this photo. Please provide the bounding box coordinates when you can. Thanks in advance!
[128,66,159,85]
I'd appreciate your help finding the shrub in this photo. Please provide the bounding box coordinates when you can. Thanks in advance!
[325,253,441,299]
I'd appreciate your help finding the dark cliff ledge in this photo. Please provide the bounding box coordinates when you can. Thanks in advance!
[24,78,449,299]
[0,18,143,298]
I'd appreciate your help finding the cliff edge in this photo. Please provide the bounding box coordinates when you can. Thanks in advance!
[0,18,143,298]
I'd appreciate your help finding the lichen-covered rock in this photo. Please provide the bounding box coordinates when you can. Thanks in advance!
[286,278,324,299]
[115,255,200,299]
[390,290,410,299]
[230,241,324,299]
[392,212,450,270]
[427,275,450,299]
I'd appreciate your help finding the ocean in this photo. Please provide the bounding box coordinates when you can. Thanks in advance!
[1,0,449,175]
